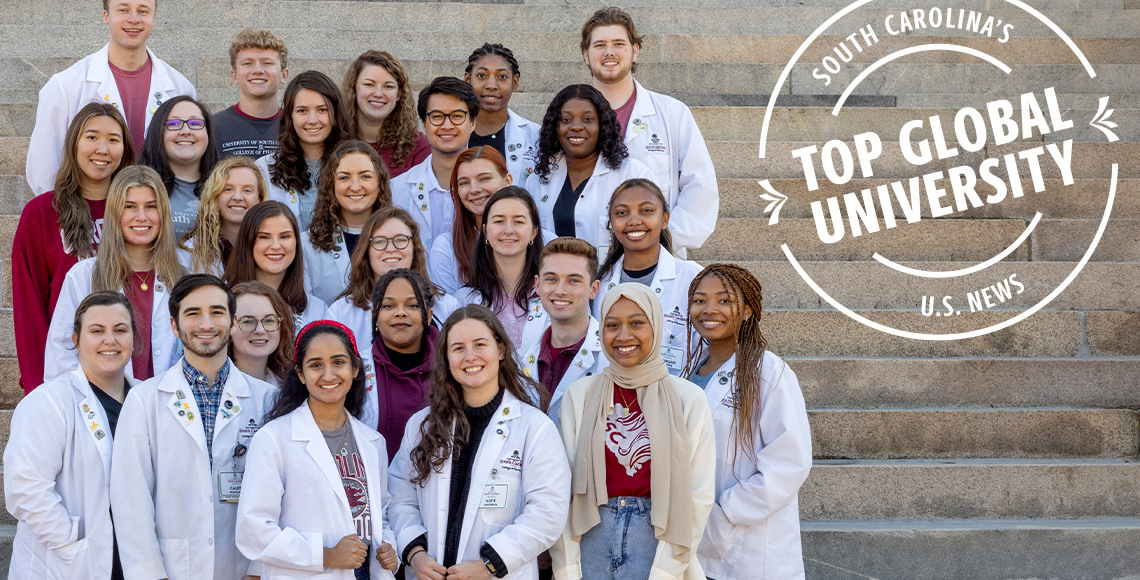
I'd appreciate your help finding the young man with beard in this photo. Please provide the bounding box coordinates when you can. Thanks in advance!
[111,274,276,580]
[213,28,290,159]
[581,7,719,257]
[390,77,478,251]
[26,0,195,195]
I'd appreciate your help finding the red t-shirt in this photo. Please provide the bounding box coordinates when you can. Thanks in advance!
[537,328,586,396]
[605,387,652,498]
[109,57,153,154]
[122,270,155,380]
[12,193,106,391]
[371,133,431,178]
[614,86,638,138]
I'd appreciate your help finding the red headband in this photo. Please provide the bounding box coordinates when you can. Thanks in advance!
[295,319,360,360]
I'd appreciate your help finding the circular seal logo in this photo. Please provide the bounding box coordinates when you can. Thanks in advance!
[756,0,1123,340]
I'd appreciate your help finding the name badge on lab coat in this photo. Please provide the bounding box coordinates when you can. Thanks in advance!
[218,471,244,502]
[661,346,685,373]
[480,483,509,509]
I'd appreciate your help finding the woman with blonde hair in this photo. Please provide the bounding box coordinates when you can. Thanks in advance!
[178,156,268,275]
[46,165,188,382]
[341,50,430,178]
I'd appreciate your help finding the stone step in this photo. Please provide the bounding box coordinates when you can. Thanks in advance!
[793,358,1140,409]
[800,458,1140,520]
[810,408,1139,459]
[801,518,1140,580]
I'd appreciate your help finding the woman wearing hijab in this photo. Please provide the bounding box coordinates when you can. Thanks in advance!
[552,282,715,580]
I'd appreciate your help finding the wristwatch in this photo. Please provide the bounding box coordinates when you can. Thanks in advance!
[483,556,498,577]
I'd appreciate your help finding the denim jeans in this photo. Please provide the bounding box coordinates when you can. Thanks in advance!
[580,497,659,579]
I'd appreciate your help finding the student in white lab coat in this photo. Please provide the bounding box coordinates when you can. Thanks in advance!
[462,44,540,184]
[303,141,393,305]
[25,0,195,196]
[524,84,654,253]
[229,281,297,387]
[683,264,812,580]
[518,237,605,421]
[580,7,719,256]
[110,273,277,580]
[454,187,553,354]
[592,179,703,376]
[236,320,400,579]
[388,305,570,580]
[256,71,350,229]
[5,291,137,579]
[178,156,269,276]
[223,200,327,328]
[46,165,188,383]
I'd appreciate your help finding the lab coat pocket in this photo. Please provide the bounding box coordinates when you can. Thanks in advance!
[46,537,90,579]
[697,503,749,567]
[158,537,191,580]
[478,471,521,528]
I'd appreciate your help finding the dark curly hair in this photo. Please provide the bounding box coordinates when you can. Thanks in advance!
[464,43,520,77]
[308,140,392,252]
[269,70,350,194]
[533,84,627,184]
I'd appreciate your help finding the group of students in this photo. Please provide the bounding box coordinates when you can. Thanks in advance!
[7,1,812,579]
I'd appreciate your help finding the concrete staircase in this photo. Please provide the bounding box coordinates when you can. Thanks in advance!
[3,0,1139,578]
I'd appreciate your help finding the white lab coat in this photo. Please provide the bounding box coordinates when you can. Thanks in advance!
[388,391,571,580]
[429,229,558,296]
[518,316,605,422]
[390,156,454,252]
[25,44,196,196]
[176,239,225,277]
[236,401,397,579]
[255,154,305,222]
[592,249,703,375]
[453,290,549,355]
[503,109,541,184]
[696,352,812,580]
[623,79,719,256]
[4,368,134,579]
[44,257,179,383]
[302,230,353,306]
[110,360,277,580]
[295,294,330,331]
[524,156,655,255]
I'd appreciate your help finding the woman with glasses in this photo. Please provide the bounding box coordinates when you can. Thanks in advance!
[462,44,540,183]
[230,281,296,387]
[256,70,350,229]
[138,95,220,238]
[525,84,654,254]
[303,140,393,305]
[178,156,268,276]
[328,207,458,426]
[341,50,430,178]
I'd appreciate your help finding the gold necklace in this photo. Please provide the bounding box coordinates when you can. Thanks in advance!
[133,271,150,291]
[615,386,636,417]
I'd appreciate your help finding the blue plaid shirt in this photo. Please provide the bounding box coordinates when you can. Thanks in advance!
[182,358,231,463]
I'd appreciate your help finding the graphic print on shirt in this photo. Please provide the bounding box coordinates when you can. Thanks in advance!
[334,451,373,542]
[606,405,650,476]
[60,219,104,255]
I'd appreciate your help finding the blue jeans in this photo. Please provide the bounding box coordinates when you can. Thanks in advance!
[580,497,659,579]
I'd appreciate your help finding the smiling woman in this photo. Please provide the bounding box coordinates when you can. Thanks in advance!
[138,95,220,238]
[178,156,268,276]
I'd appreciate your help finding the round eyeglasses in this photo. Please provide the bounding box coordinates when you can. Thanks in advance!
[236,315,281,333]
[370,234,412,251]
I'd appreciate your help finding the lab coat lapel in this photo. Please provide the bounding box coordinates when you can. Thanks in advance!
[161,370,209,460]
[623,79,657,145]
[457,392,520,553]
[88,45,124,114]
[553,317,602,406]
[294,402,352,512]
[70,368,114,474]
[213,369,251,439]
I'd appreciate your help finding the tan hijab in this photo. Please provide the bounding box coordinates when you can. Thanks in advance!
[569,283,695,561]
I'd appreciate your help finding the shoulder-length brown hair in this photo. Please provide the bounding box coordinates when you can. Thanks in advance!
[448,146,510,288]
[408,305,547,485]
[92,166,187,293]
[180,156,268,275]
[230,280,297,380]
[341,50,421,167]
[223,200,309,314]
[308,140,392,252]
[54,103,135,259]
[269,70,350,194]
[337,206,437,308]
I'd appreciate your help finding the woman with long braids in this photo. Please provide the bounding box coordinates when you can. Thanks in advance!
[524,84,652,253]
[683,264,812,580]
[553,283,715,580]
[178,156,268,275]
[13,103,134,392]
[462,43,540,183]
[388,306,569,580]
[341,50,430,178]
[236,320,399,579]
[256,70,350,228]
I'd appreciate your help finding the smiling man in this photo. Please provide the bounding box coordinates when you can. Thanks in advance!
[390,76,479,250]
[111,274,276,580]
[213,28,290,159]
[25,0,195,195]
[580,7,719,257]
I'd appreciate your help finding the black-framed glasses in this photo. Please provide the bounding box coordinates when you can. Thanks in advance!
[164,119,206,131]
[370,234,412,251]
[236,315,281,333]
[425,110,469,126]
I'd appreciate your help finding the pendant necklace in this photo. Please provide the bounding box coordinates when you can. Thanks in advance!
[133,271,150,291]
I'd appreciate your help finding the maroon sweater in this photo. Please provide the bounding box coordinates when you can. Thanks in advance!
[372,325,439,460]
[12,192,106,392]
